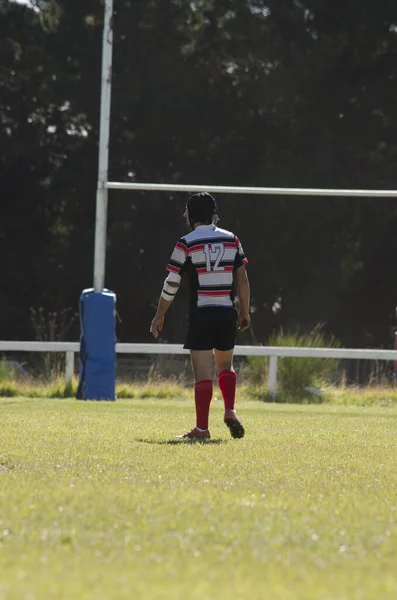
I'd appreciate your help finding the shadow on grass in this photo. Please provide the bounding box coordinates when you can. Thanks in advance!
[136,438,227,446]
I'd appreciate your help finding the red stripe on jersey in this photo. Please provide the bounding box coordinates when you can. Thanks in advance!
[197,267,234,275]
[176,242,187,253]
[166,264,180,273]
[198,290,231,296]
[187,244,205,253]
[223,242,238,249]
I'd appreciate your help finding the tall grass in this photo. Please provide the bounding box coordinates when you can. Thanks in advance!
[0,358,18,396]
[3,377,397,407]
[0,376,190,400]
[245,329,340,397]
[0,357,15,381]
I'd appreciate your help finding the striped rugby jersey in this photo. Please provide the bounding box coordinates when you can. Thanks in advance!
[166,224,248,310]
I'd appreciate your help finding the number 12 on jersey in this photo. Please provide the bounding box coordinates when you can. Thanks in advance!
[203,243,225,272]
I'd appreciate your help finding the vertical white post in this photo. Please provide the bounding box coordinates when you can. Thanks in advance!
[268,355,278,400]
[93,0,114,292]
[65,351,74,384]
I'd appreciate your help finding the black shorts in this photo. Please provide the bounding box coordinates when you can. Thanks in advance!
[183,307,238,351]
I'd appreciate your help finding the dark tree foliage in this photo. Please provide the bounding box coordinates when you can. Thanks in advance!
[1,0,397,347]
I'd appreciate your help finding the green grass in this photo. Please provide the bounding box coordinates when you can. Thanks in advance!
[322,385,397,407]
[1,398,397,599]
[0,377,190,400]
[6,376,397,407]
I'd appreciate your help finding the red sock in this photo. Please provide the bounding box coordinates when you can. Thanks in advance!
[194,380,213,430]
[218,370,237,410]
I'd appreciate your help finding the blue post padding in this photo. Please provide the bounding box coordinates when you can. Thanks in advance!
[77,288,116,401]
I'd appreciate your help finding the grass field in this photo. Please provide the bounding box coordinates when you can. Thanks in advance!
[1,397,397,599]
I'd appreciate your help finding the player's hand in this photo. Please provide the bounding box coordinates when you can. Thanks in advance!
[150,315,164,339]
[238,312,251,332]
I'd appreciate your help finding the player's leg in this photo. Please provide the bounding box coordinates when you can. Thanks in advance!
[190,349,214,383]
[181,310,214,440]
[215,348,244,439]
[214,348,236,410]
[183,350,213,439]
[214,310,245,439]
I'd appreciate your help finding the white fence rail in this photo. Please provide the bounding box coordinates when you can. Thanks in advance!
[2,342,397,398]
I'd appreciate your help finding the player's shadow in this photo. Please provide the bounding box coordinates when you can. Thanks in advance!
[136,438,227,446]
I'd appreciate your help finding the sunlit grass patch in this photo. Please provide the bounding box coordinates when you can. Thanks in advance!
[116,381,188,400]
[323,385,397,407]
[1,398,397,599]
[1,377,190,400]
[5,376,397,407]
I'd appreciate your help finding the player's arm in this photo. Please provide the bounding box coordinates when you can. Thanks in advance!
[150,273,181,339]
[234,236,250,332]
[150,239,187,339]
[235,264,251,332]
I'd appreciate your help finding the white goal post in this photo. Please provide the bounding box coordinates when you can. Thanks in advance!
[94,0,397,293]
[78,0,397,399]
